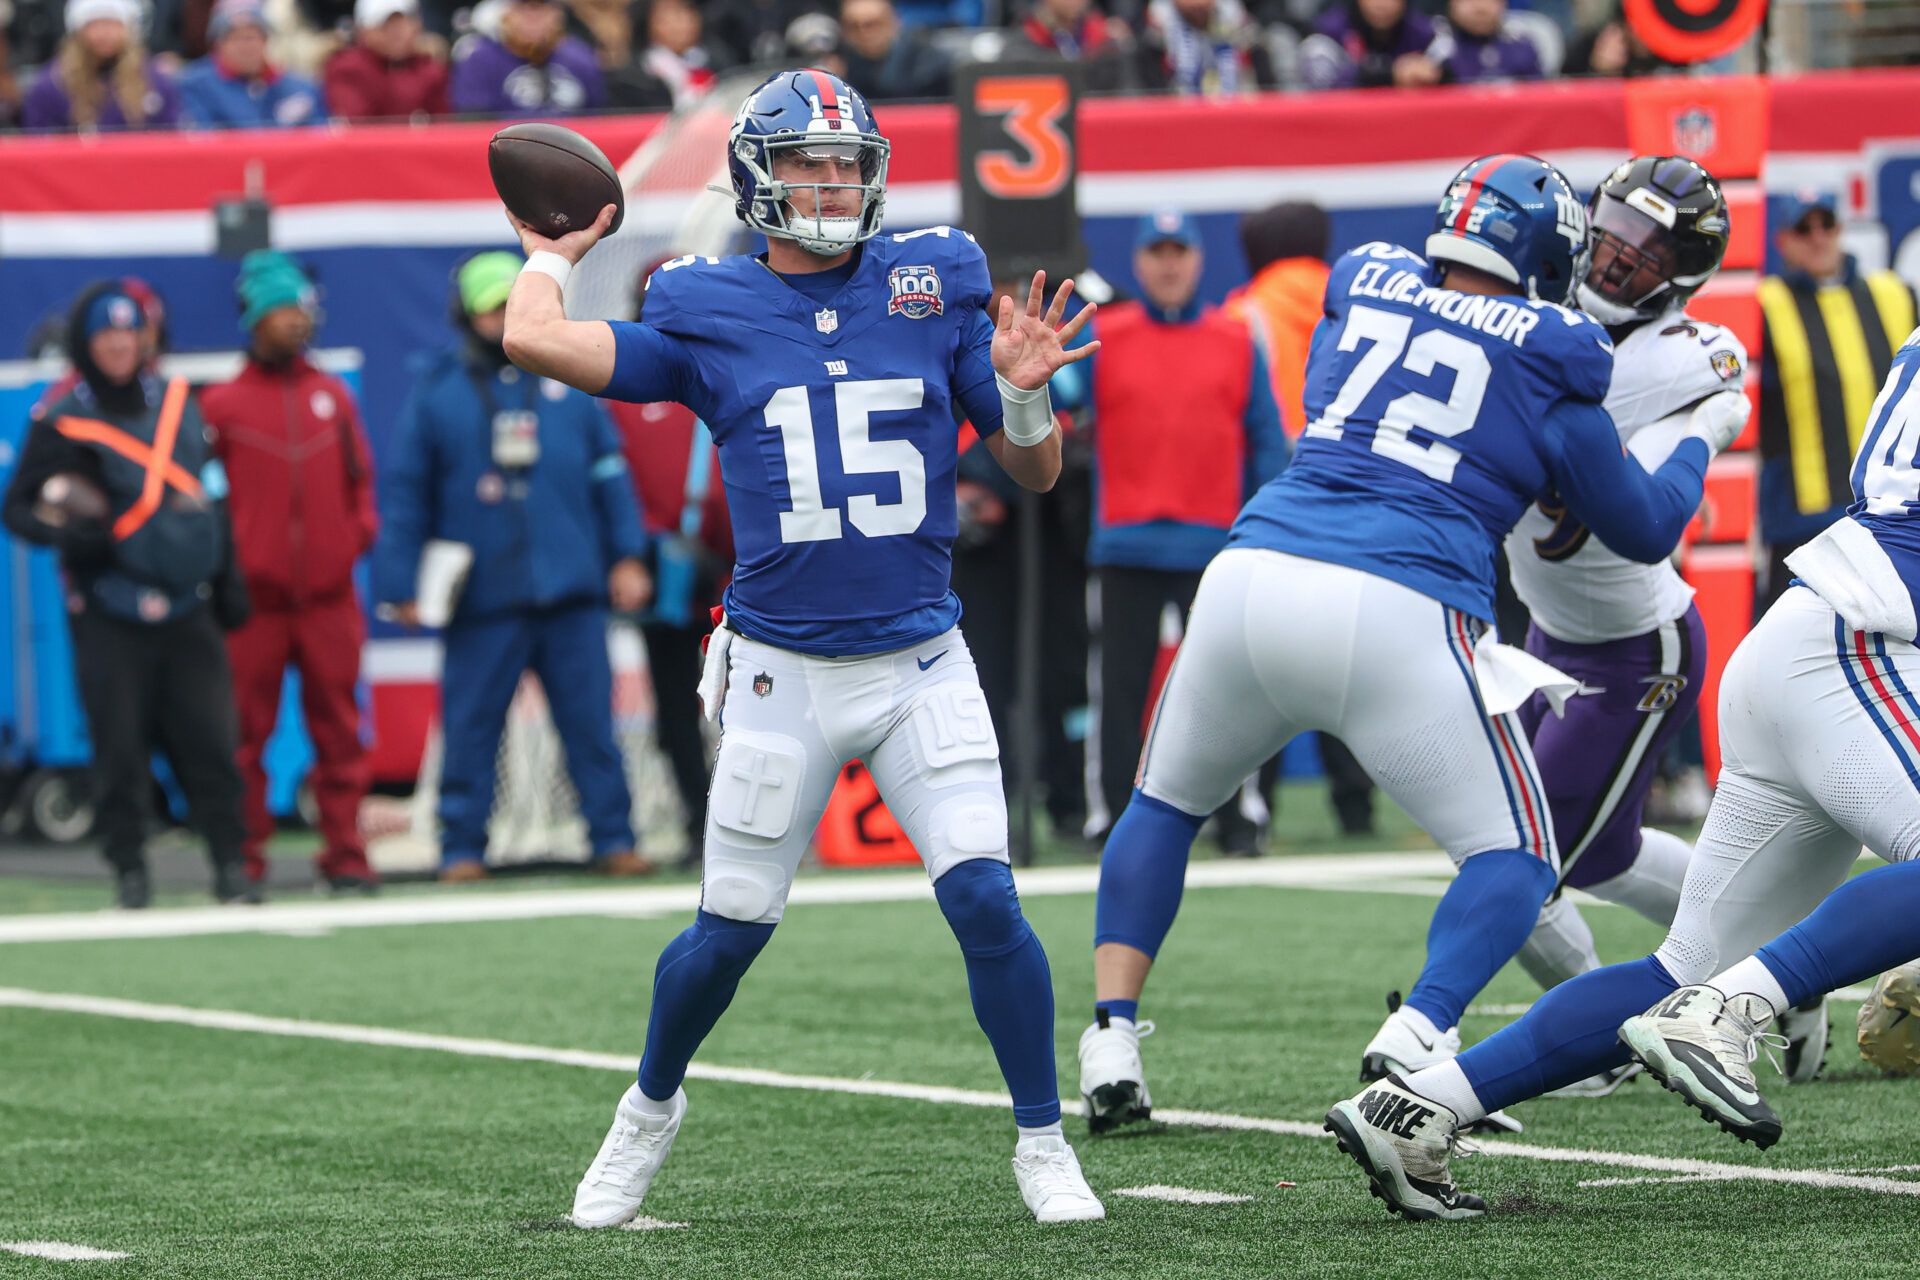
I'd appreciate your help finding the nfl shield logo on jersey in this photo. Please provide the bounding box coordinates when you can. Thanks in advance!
[815,308,839,334]
[752,671,774,698]
[888,265,944,319]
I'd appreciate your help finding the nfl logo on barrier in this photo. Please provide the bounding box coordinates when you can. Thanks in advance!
[1672,107,1716,157]
[815,308,838,334]
[888,265,944,319]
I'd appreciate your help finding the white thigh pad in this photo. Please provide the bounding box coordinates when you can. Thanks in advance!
[923,793,1010,880]
[710,729,807,845]
[910,684,1001,782]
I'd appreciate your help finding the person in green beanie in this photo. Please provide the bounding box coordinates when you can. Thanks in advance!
[373,250,655,883]
[202,249,383,895]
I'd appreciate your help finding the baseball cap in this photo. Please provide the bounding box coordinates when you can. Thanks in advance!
[459,252,523,316]
[1136,209,1201,251]
[83,290,144,340]
[1781,189,1838,231]
[355,0,417,26]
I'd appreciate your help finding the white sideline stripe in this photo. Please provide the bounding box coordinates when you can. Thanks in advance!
[621,1217,688,1231]
[1112,1185,1253,1205]
[6,988,1920,1202]
[0,1241,130,1260]
[1576,1174,1737,1189]
[1470,985,1877,1020]
[0,852,1461,945]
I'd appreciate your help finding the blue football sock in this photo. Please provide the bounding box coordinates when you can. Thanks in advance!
[636,909,775,1101]
[1096,999,1140,1024]
[1759,860,1920,1007]
[935,860,1062,1129]
[1093,789,1206,956]
[1459,954,1678,1113]
[1404,848,1556,1030]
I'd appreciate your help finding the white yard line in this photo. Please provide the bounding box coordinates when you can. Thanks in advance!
[0,1241,130,1260]
[1469,985,1875,1020]
[0,854,1462,946]
[621,1217,689,1231]
[1112,1186,1254,1205]
[4,987,1918,1202]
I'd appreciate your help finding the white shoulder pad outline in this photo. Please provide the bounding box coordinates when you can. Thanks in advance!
[1348,240,1429,269]
[891,225,980,247]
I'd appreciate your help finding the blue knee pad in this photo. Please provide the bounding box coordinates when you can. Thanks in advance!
[934,859,1029,957]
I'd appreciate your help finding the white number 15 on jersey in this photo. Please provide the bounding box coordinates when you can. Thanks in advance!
[767,378,928,543]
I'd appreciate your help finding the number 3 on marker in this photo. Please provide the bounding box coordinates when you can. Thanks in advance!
[974,76,1071,200]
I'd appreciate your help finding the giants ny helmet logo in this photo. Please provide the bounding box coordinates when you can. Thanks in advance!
[888,265,943,319]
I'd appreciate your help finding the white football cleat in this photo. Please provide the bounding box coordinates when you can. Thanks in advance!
[1325,1075,1486,1221]
[1360,994,1521,1134]
[1078,1016,1154,1134]
[1619,985,1785,1149]
[1013,1133,1106,1223]
[1776,995,1829,1084]
[571,1084,688,1228]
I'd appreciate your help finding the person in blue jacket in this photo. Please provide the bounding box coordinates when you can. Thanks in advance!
[177,0,327,129]
[375,251,654,882]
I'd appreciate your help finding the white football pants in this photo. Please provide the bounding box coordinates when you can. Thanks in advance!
[1654,586,1920,982]
[699,627,1009,924]
[1138,547,1557,868]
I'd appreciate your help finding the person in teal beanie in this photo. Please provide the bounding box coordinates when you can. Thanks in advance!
[178,0,327,129]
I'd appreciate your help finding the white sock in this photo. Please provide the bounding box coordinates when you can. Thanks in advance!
[1710,955,1789,1017]
[1517,894,1602,990]
[1018,1122,1065,1144]
[1401,1059,1486,1126]
[1586,828,1692,926]
[1398,1001,1445,1041]
[632,1085,678,1120]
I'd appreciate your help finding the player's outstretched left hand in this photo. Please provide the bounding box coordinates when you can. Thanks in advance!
[507,203,618,266]
[993,271,1099,392]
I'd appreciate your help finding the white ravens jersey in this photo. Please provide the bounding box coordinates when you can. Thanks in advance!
[1506,310,1748,643]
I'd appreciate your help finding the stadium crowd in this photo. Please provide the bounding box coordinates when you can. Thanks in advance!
[0,0,1688,130]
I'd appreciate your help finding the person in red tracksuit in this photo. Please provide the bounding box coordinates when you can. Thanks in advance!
[201,251,381,893]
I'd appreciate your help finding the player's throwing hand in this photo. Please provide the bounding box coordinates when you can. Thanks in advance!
[508,202,618,265]
[993,271,1099,392]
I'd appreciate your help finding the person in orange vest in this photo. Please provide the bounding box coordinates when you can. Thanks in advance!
[1225,199,1378,836]
[1079,209,1287,851]
[2,287,255,909]
[202,252,381,895]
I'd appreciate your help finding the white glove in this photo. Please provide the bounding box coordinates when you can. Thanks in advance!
[1684,390,1751,455]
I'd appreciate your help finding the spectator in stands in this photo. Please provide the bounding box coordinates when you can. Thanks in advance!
[783,10,843,73]
[177,0,328,127]
[2,286,254,909]
[1299,0,1441,89]
[706,0,830,66]
[1223,200,1377,835]
[450,0,603,117]
[1137,0,1274,95]
[1431,0,1541,82]
[602,266,733,865]
[1756,191,1919,608]
[374,252,653,883]
[1565,4,1678,76]
[1010,0,1134,92]
[324,0,449,121]
[200,253,380,896]
[23,0,182,130]
[603,0,728,111]
[0,25,23,127]
[1078,211,1287,850]
[894,0,978,26]
[837,0,948,101]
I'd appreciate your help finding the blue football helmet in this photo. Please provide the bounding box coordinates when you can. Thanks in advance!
[1426,154,1590,305]
[727,68,890,257]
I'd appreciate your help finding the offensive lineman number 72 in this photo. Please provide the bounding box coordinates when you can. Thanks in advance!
[768,377,928,543]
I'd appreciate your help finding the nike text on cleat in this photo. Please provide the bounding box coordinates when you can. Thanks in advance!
[1013,1134,1106,1223]
[1777,996,1829,1084]
[1324,1075,1485,1222]
[1619,985,1785,1149]
[572,1085,688,1228]
[1078,1018,1154,1135]
[1361,995,1521,1134]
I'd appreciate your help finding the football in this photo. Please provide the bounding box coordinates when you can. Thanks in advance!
[33,471,109,527]
[487,123,626,241]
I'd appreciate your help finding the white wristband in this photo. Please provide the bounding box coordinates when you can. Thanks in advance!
[995,371,1055,448]
[522,251,573,290]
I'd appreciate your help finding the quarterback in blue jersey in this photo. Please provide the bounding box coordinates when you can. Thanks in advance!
[1078,154,1751,1136]
[1327,326,1920,1219]
[497,69,1105,1226]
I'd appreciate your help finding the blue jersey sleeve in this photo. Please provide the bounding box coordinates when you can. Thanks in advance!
[943,230,1004,436]
[1524,304,1614,404]
[1539,396,1708,563]
[603,320,701,407]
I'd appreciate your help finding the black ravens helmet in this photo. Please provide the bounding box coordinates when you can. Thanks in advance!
[1578,155,1730,325]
